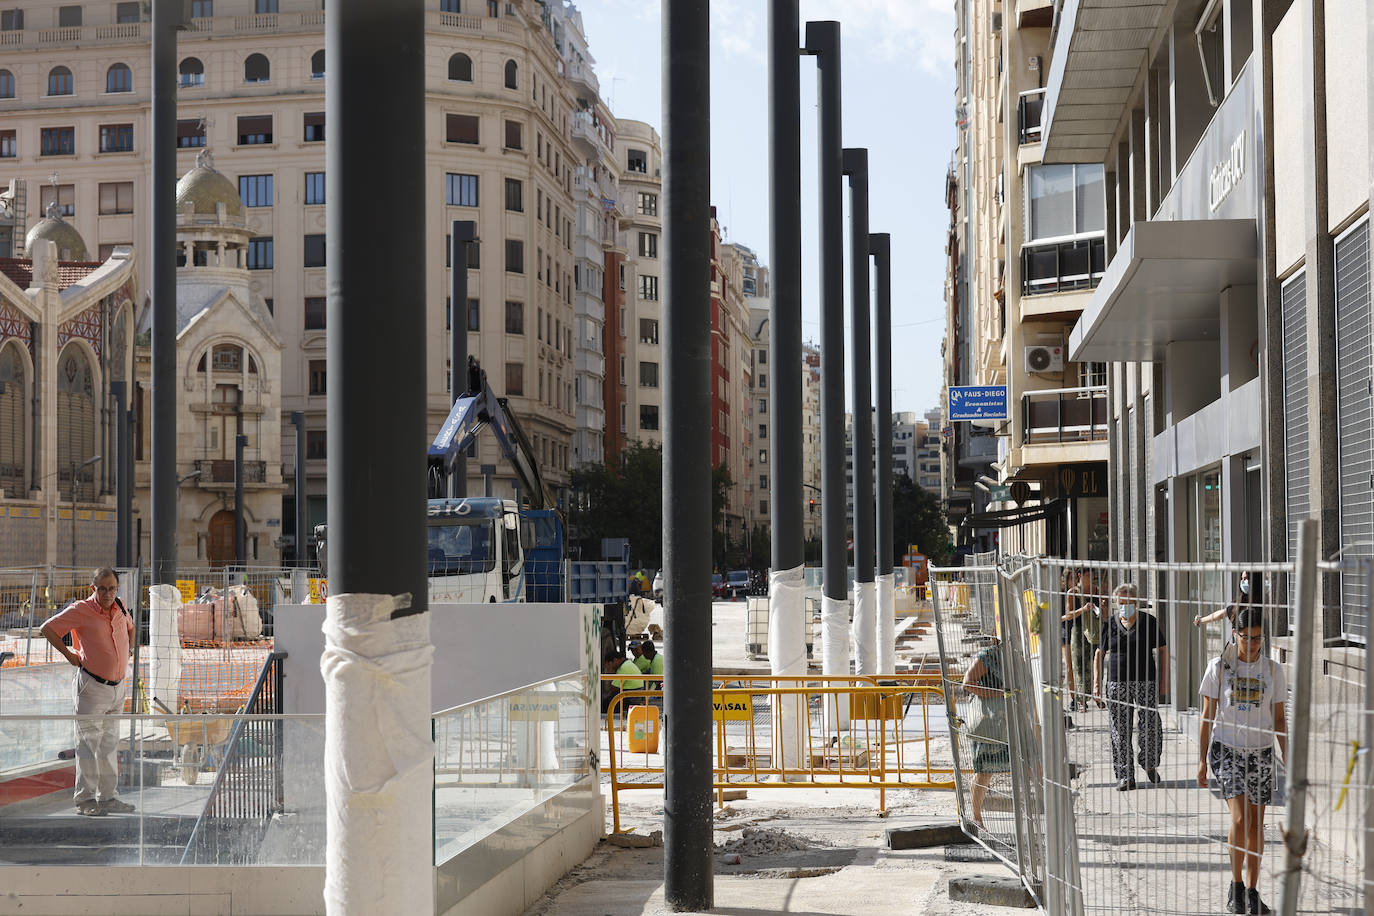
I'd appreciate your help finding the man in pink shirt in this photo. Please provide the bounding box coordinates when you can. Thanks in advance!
[41,567,135,816]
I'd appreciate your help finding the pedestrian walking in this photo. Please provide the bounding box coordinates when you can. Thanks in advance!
[1194,570,1260,630]
[39,567,135,816]
[1093,582,1168,790]
[1060,568,1100,711]
[1198,604,1287,915]
[961,637,1008,829]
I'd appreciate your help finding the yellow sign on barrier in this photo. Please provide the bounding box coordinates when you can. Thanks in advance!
[711,692,753,721]
[509,695,560,721]
[308,578,328,603]
[175,580,196,603]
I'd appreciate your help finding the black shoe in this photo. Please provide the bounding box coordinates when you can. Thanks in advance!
[1247,888,1271,914]
[1116,778,1135,791]
[1145,767,1160,784]
[1226,881,1245,913]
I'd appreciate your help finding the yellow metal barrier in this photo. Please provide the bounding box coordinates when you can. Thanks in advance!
[601,675,955,834]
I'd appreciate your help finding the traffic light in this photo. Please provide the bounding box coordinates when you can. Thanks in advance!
[808,498,815,515]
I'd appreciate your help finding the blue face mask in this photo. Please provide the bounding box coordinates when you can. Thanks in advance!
[1118,603,1137,620]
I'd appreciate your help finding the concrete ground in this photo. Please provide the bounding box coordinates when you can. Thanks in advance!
[522,598,1013,916]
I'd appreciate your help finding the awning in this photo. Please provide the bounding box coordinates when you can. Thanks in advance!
[1068,219,1257,362]
[1040,0,1172,163]
[964,499,1068,529]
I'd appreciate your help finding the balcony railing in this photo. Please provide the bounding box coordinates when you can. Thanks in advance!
[1018,88,1045,145]
[1021,235,1106,296]
[1021,386,1108,445]
[194,459,267,484]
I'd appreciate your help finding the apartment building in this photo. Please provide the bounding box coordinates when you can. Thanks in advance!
[614,119,662,451]
[1034,0,1371,686]
[0,0,587,556]
[716,232,753,541]
[943,0,1109,559]
[553,1,619,469]
[802,343,821,540]
[916,407,943,495]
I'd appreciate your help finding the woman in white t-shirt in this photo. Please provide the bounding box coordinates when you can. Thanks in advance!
[1197,605,1288,915]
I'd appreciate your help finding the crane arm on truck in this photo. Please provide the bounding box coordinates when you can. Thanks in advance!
[428,357,553,510]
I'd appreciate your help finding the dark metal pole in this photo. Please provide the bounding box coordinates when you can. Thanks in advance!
[450,220,475,498]
[843,148,874,588]
[769,0,802,575]
[804,22,845,606]
[327,0,427,617]
[150,0,183,587]
[234,433,246,567]
[662,0,713,909]
[112,380,130,568]
[291,411,306,566]
[871,232,893,578]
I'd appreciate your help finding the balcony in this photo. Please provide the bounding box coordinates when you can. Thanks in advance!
[1021,235,1105,297]
[572,167,600,200]
[1017,89,1044,145]
[565,59,599,98]
[570,111,611,159]
[1021,386,1107,445]
[194,459,267,485]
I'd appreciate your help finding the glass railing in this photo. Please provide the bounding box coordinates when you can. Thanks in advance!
[1021,235,1106,295]
[0,670,592,868]
[0,712,325,866]
[1021,386,1108,444]
[1018,88,1045,145]
[432,671,593,865]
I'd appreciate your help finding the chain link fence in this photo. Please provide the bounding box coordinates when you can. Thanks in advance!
[932,531,1373,914]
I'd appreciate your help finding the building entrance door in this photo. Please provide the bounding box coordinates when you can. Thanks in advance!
[208,509,235,567]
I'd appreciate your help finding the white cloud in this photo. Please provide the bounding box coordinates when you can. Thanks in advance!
[801,0,953,74]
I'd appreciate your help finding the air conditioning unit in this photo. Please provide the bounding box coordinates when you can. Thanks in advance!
[1024,345,1064,373]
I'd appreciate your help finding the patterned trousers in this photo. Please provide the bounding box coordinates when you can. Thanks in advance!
[1106,680,1162,779]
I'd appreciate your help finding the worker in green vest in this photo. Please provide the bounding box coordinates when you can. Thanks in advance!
[638,639,664,683]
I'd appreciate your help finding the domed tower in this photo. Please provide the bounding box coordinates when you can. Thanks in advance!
[25,200,90,261]
[175,149,250,270]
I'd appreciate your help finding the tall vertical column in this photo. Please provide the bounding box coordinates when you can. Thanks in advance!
[767,0,806,770]
[662,1,714,909]
[150,0,182,587]
[450,221,475,497]
[843,148,876,676]
[234,433,246,567]
[870,232,895,674]
[291,411,306,566]
[323,1,433,913]
[804,21,849,724]
[112,381,130,568]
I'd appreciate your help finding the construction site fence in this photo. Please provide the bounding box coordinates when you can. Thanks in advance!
[600,674,954,834]
[929,536,1374,914]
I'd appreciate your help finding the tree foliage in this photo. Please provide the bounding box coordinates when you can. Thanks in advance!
[891,471,952,566]
[568,442,664,569]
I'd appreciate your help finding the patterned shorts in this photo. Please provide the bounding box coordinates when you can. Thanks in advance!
[1208,742,1276,806]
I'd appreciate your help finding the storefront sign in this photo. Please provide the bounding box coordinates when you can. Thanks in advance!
[1155,62,1257,222]
[948,385,1008,421]
[1209,131,1246,213]
[1058,462,1108,499]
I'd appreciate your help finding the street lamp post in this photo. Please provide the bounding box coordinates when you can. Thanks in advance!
[69,454,102,567]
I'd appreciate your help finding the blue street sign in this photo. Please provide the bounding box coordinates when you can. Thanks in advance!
[948,385,1008,421]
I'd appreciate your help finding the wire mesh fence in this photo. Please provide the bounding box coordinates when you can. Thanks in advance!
[932,534,1373,914]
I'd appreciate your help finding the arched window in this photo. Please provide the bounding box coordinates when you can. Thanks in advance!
[244,53,270,83]
[106,63,132,93]
[504,59,518,90]
[310,49,325,79]
[48,66,74,96]
[57,345,96,502]
[0,69,15,99]
[448,53,473,82]
[179,57,205,87]
[0,343,26,492]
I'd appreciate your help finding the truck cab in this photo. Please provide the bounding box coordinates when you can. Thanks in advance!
[427,497,525,603]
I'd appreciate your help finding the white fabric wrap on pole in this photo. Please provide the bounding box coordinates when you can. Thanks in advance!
[513,680,560,783]
[876,574,896,675]
[821,594,850,728]
[768,565,807,770]
[322,593,435,916]
[148,584,182,711]
[851,581,878,676]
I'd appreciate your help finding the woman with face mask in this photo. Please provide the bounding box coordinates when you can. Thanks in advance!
[1194,570,1262,630]
[1093,582,1169,791]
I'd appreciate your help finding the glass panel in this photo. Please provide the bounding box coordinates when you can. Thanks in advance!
[1074,164,1106,234]
[432,672,591,865]
[1028,164,1075,241]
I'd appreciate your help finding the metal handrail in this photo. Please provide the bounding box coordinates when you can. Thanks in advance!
[178,651,287,865]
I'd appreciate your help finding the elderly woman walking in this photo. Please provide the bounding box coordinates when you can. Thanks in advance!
[1093,583,1169,791]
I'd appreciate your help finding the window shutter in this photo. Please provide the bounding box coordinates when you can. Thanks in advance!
[1335,217,1372,640]
[1282,269,1309,577]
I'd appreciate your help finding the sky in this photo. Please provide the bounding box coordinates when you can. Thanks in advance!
[574,0,957,422]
